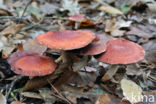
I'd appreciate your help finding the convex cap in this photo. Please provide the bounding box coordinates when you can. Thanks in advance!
[37,30,96,50]
[8,51,56,76]
[97,38,145,64]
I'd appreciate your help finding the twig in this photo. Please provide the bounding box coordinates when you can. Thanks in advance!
[5,75,24,99]
[48,80,73,104]
[18,0,34,23]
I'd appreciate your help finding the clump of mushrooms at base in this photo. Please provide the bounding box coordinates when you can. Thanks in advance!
[7,29,145,89]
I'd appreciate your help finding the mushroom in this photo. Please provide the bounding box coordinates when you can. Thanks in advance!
[68,14,86,22]
[97,38,145,64]
[96,38,145,80]
[36,30,96,63]
[67,14,95,29]
[8,51,56,76]
[80,33,112,56]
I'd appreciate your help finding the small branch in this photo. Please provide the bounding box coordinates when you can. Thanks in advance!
[18,0,34,23]
[5,75,24,99]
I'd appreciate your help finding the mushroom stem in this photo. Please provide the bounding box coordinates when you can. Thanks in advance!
[62,51,71,63]
[101,65,119,82]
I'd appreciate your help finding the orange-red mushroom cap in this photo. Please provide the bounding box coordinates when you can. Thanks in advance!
[97,38,145,64]
[8,51,56,76]
[69,14,86,22]
[36,30,96,50]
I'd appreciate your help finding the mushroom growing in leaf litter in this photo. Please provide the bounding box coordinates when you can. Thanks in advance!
[36,30,96,63]
[8,51,56,76]
[80,33,112,56]
[67,14,95,28]
[36,30,96,50]
[97,38,145,64]
[69,14,86,22]
[96,38,145,82]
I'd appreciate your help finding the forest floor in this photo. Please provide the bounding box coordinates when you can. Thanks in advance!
[0,0,156,104]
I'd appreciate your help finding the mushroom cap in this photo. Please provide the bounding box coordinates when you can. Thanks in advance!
[80,34,112,55]
[8,51,56,76]
[36,30,96,50]
[97,38,145,64]
[69,14,86,22]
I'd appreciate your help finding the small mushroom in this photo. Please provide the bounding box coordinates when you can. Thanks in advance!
[67,14,95,28]
[8,51,56,76]
[68,14,86,22]
[36,30,96,63]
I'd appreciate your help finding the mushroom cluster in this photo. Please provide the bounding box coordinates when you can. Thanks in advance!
[8,30,96,77]
[7,29,145,82]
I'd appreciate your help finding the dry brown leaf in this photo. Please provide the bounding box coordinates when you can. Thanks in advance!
[111,29,125,37]
[121,78,143,104]
[23,75,58,91]
[98,5,123,15]
[104,19,131,36]
[143,40,156,64]
[126,64,143,76]
[0,92,6,104]
[54,70,77,90]
[21,92,42,99]
[95,94,128,104]
[0,24,25,36]
[11,101,26,104]
[0,8,12,16]
[23,39,47,55]
[0,36,16,57]
[147,2,156,13]
[126,26,153,38]
[40,2,59,15]
[39,88,55,103]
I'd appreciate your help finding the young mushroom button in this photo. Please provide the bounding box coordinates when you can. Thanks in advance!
[8,51,56,76]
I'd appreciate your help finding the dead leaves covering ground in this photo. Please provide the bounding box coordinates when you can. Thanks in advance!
[0,0,156,104]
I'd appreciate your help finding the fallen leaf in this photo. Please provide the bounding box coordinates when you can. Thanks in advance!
[23,39,47,55]
[95,94,128,104]
[0,24,25,36]
[0,92,6,104]
[147,2,156,13]
[40,2,59,15]
[121,78,143,103]
[61,0,80,16]
[11,101,26,104]
[126,26,153,38]
[98,5,123,15]
[126,64,143,76]
[104,19,132,36]
[0,8,12,16]
[143,40,156,64]
[21,92,42,99]
[0,36,16,57]
[39,88,55,104]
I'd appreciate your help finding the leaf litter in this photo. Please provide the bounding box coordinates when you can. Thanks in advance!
[0,0,156,104]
